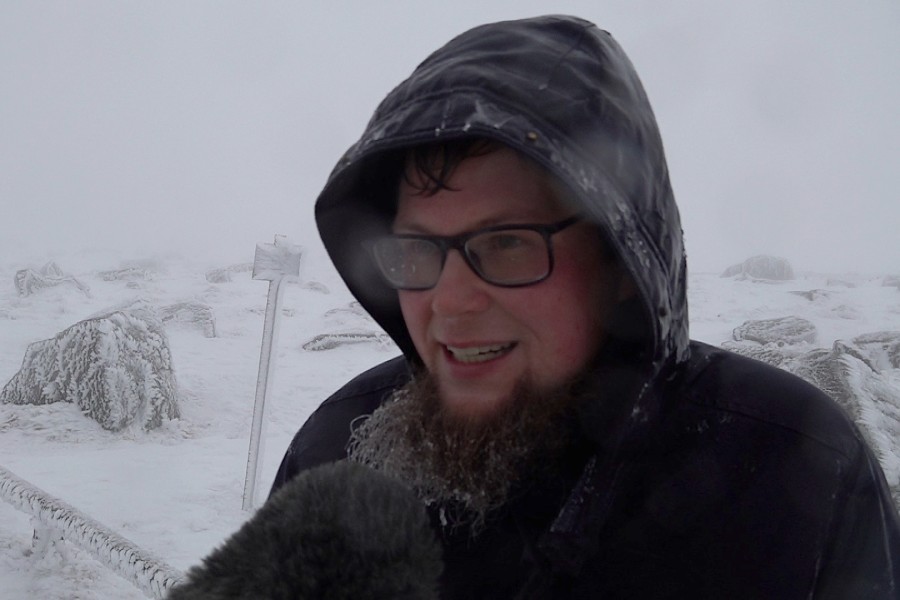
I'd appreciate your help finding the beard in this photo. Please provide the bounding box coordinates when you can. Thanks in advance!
[346,368,585,532]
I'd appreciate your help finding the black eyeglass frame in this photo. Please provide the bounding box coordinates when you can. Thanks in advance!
[367,214,583,290]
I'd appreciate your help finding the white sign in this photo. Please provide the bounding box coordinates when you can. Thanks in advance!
[243,235,302,511]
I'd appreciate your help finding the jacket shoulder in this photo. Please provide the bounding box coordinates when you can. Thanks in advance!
[681,341,862,460]
[269,355,410,496]
[325,354,411,403]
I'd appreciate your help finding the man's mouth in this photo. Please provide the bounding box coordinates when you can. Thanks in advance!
[445,343,515,364]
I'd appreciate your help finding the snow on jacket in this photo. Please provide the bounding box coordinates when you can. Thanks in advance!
[272,15,900,598]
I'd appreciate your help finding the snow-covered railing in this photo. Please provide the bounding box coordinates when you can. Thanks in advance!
[0,464,184,599]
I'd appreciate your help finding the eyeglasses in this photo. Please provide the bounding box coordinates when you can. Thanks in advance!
[367,215,582,290]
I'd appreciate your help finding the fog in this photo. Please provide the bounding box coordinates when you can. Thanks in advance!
[2,1,898,276]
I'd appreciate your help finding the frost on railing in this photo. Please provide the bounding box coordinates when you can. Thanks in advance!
[0,464,183,599]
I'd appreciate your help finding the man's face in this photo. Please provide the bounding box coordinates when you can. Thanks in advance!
[394,146,632,419]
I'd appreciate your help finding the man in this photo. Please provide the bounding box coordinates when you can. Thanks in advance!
[270,15,900,598]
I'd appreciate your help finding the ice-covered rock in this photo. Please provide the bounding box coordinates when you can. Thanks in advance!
[826,278,856,288]
[302,331,392,351]
[830,304,862,320]
[787,343,900,507]
[97,267,155,282]
[720,341,787,367]
[0,303,179,431]
[14,262,90,297]
[159,301,217,338]
[300,280,330,294]
[732,316,817,346]
[205,263,253,284]
[850,332,900,371]
[302,301,392,350]
[721,255,794,281]
[789,289,831,302]
[323,301,371,320]
[721,334,900,509]
[95,259,165,284]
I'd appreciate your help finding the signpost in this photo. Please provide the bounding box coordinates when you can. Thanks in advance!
[242,235,302,511]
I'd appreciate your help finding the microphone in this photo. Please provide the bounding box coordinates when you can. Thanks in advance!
[167,461,442,599]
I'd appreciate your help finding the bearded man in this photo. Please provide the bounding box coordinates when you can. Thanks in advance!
[269,15,900,598]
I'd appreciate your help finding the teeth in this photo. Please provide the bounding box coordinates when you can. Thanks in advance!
[447,343,513,363]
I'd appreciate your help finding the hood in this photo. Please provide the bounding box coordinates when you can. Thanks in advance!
[314,15,689,375]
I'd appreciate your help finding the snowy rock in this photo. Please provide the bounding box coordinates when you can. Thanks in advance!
[830,304,862,320]
[851,332,900,370]
[0,303,179,431]
[323,301,371,320]
[300,280,330,294]
[13,262,90,297]
[303,301,392,350]
[720,341,787,367]
[159,301,217,338]
[722,335,900,509]
[302,331,392,351]
[97,267,155,282]
[42,261,65,278]
[789,289,830,302]
[721,255,795,281]
[826,278,856,288]
[732,316,817,346]
[883,275,900,290]
[787,347,856,409]
[786,343,900,507]
[205,263,253,283]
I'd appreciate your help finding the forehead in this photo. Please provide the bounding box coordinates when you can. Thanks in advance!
[394,147,572,232]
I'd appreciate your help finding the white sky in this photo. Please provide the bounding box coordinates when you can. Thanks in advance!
[2,1,898,275]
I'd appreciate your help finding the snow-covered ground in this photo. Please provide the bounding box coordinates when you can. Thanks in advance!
[1,249,898,598]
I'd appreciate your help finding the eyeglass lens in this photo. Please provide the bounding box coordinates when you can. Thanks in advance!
[373,228,551,289]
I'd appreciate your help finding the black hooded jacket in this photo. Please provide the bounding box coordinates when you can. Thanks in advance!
[271,15,900,598]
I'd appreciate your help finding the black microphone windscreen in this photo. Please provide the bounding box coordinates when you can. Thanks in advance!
[167,461,442,599]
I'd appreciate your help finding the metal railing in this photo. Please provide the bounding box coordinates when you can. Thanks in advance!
[0,464,184,599]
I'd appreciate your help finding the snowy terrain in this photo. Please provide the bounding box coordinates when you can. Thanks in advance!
[1,249,899,599]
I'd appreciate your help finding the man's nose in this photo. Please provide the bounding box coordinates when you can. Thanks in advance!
[430,250,490,316]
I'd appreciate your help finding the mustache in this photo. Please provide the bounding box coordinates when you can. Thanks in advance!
[166,461,442,599]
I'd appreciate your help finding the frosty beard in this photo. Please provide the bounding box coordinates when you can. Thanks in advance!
[346,368,582,532]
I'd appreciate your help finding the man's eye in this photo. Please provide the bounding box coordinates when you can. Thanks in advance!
[485,233,526,250]
[405,239,440,257]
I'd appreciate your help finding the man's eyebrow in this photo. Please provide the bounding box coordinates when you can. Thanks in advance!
[392,212,557,234]
[390,220,431,234]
